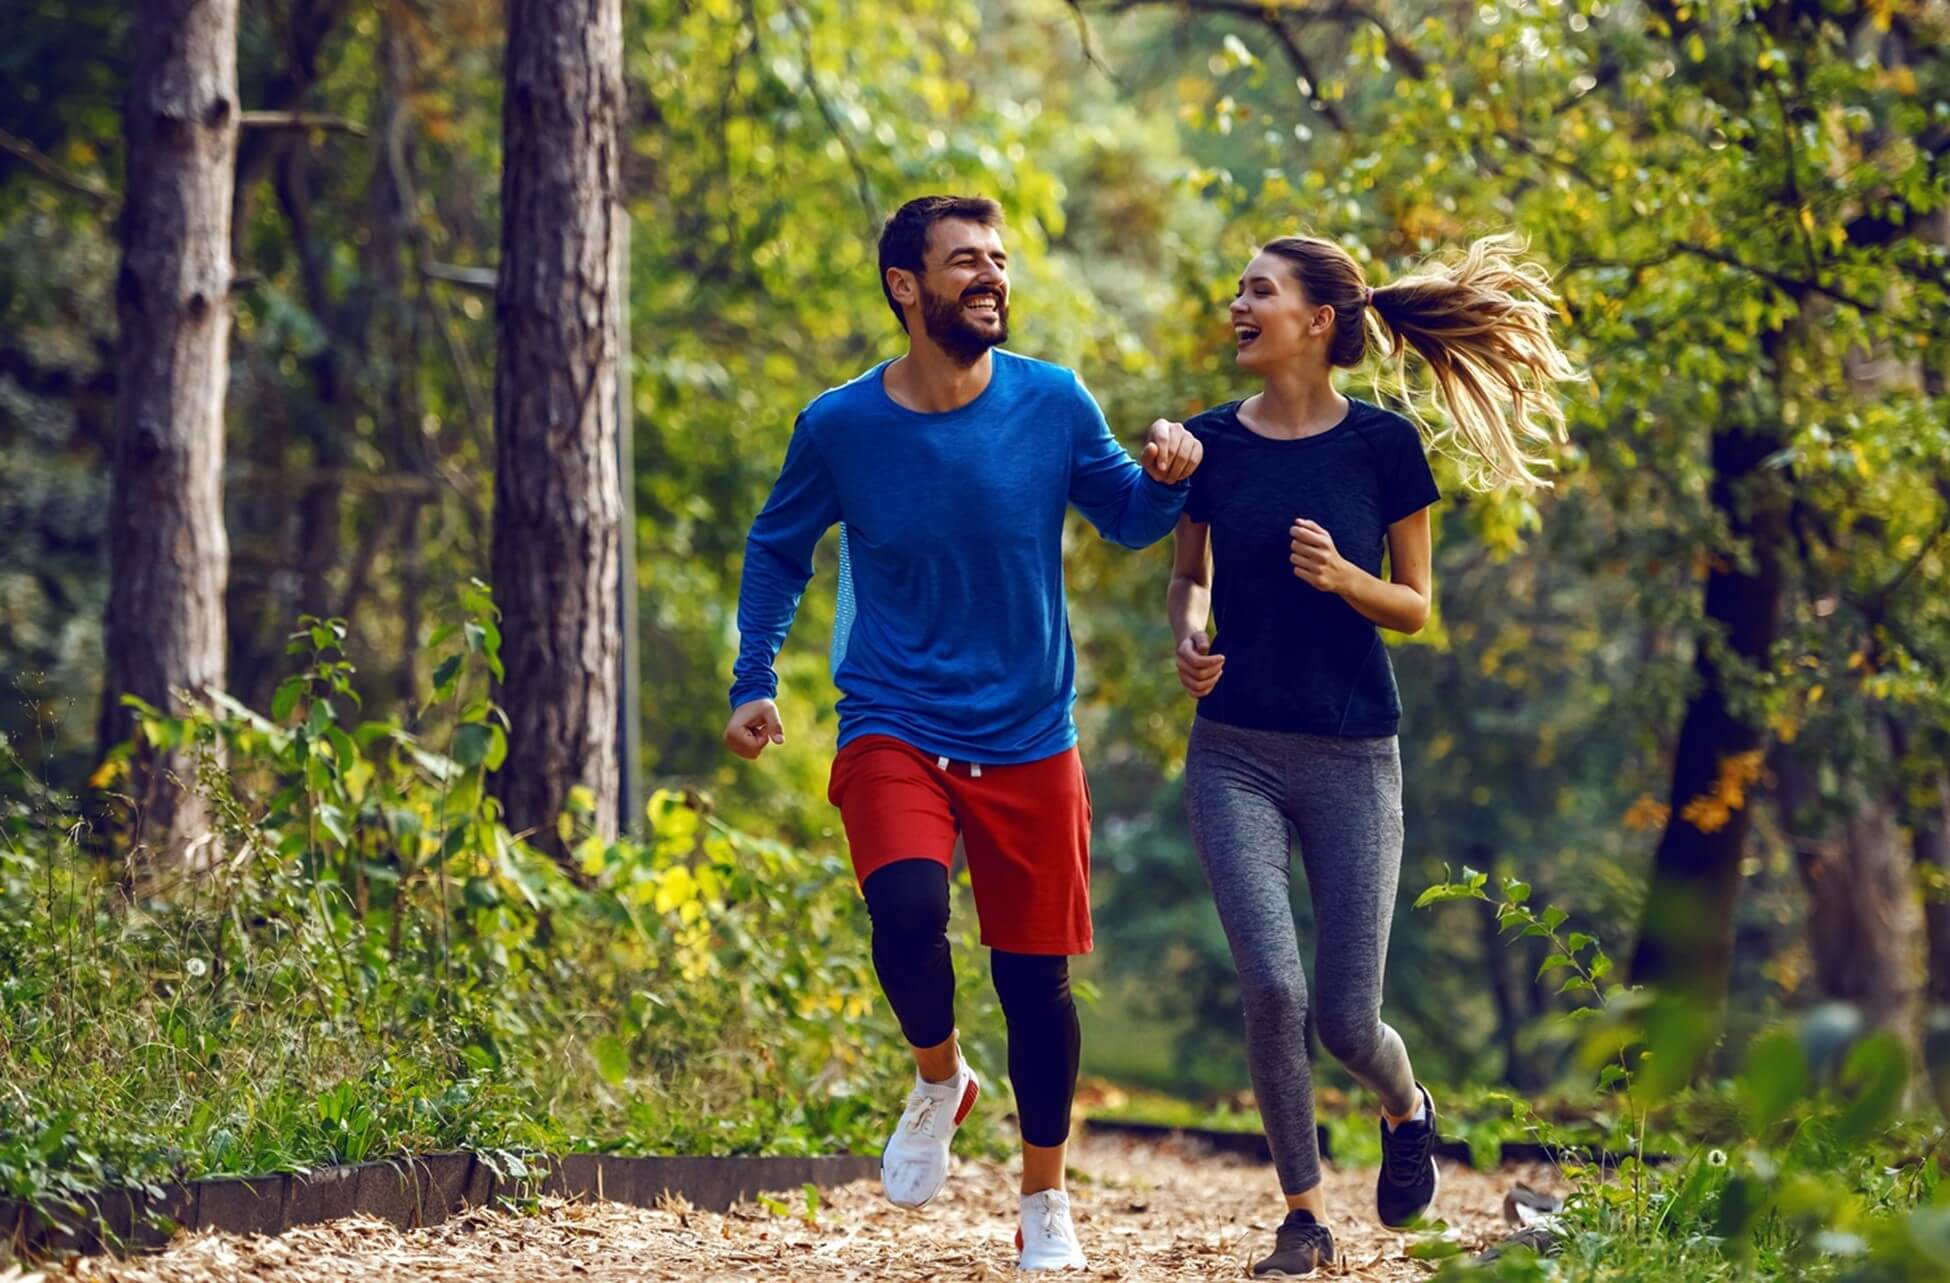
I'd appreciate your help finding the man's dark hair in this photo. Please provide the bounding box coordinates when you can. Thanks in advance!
[877,195,1004,328]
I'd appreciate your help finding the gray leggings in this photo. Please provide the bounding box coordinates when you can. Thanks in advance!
[1185,716,1419,1195]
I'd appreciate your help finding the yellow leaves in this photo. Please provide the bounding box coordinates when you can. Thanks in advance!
[653,864,700,917]
[1679,750,1766,834]
[1625,793,1671,831]
[1886,65,1916,96]
[1798,206,1815,235]
[88,756,123,790]
[1681,796,1732,834]
[1685,33,1706,63]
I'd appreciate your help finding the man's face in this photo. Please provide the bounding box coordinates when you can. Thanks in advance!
[912,219,1009,364]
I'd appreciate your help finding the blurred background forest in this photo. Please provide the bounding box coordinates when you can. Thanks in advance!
[3,0,1948,1154]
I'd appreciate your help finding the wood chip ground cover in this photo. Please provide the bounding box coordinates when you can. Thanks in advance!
[5,1134,1558,1281]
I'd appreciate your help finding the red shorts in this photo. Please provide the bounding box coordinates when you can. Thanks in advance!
[827,734,1093,956]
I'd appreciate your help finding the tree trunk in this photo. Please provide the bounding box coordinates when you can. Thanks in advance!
[1777,746,1918,1033]
[99,0,238,863]
[1629,379,1792,1000]
[490,0,625,852]
[1917,773,1950,1008]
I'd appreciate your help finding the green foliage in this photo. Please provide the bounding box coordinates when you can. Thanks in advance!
[1419,870,1950,1282]
[0,602,1005,1210]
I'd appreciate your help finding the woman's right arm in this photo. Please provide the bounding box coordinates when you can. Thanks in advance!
[1168,514,1224,697]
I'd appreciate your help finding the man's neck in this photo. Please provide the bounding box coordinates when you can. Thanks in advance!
[883,340,996,414]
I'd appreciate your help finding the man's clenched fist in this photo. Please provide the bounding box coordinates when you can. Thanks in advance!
[1140,419,1203,485]
[724,698,785,760]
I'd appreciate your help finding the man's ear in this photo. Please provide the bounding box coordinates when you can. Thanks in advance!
[886,266,920,310]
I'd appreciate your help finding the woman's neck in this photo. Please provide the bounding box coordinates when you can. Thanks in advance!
[1245,368,1346,440]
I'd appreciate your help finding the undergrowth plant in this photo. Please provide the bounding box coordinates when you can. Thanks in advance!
[0,588,1006,1228]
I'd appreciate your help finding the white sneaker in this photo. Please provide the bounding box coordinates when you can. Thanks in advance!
[880,1059,980,1208]
[1016,1188,1087,1271]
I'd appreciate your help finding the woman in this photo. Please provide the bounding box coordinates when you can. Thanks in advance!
[1166,233,1580,1276]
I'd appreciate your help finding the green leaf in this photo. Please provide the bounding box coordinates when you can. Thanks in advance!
[1566,932,1594,954]
[590,1034,629,1086]
[316,803,351,846]
[1738,1026,1810,1136]
[307,699,336,736]
[453,724,493,769]
[431,654,463,698]
[1834,1032,1908,1147]
[1502,878,1531,905]
[1541,907,1569,932]
[1714,1172,1768,1248]
[1537,953,1577,977]
[1407,1235,1461,1259]
[272,677,307,723]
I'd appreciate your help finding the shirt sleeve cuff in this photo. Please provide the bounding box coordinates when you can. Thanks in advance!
[729,682,777,710]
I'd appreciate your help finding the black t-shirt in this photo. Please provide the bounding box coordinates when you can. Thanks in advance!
[1184,396,1440,737]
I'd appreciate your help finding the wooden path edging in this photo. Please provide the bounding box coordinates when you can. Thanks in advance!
[3,1150,879,1259]
[1081,1118,1670,1170]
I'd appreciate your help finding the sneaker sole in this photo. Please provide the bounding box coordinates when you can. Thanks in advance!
[1014,1222,1086,1270]
[880,1075,981,1210]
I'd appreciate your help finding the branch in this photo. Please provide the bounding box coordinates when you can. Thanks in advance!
[0,128,116,213]
[238,110,369,137]
[1067,0,1122,85]
[420,261,498,293]
[789,6,879,229]
[1677,242,1885,314]
[1107,0,1426,82]
[1862,493,1950,617]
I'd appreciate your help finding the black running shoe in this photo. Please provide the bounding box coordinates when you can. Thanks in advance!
[1376,1083,1440,1228]
[1251,1209,1336,1277]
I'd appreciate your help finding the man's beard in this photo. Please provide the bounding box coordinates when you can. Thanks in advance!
[919,282,1009,366]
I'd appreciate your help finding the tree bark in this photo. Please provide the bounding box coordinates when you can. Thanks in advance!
[490,0,625,852]
[100,0,238,863]
[1776,747,1918,1034]
[1629,378,1792,1000]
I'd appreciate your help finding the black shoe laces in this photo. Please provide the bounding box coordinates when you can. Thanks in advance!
[1382,1113,1436,1184]
[1275,1211,1335,1255]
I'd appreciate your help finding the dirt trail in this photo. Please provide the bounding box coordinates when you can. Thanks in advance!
[8,1134,1557,1281]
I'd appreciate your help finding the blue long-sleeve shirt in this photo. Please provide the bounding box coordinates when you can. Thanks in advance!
[730,350,1188,763]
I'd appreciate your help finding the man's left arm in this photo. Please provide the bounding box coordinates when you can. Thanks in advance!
[1065,373,1202,549]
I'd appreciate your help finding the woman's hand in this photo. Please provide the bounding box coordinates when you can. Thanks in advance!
[1176,630,1225,698]
[1289,518,1351,594]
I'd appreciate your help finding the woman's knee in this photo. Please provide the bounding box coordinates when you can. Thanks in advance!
[1317,1006,1384,1067]
[1238,968,1307,1026]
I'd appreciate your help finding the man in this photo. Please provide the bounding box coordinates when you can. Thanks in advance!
[723,195,1199,1272]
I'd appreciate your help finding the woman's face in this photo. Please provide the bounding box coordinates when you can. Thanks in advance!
[1229,251,1330,374]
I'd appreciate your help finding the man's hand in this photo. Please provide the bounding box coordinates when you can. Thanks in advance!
[1289,518,1351,594]
[1140,419,1204,485]
[1175,631,1225,698]
[724,698,785,760]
